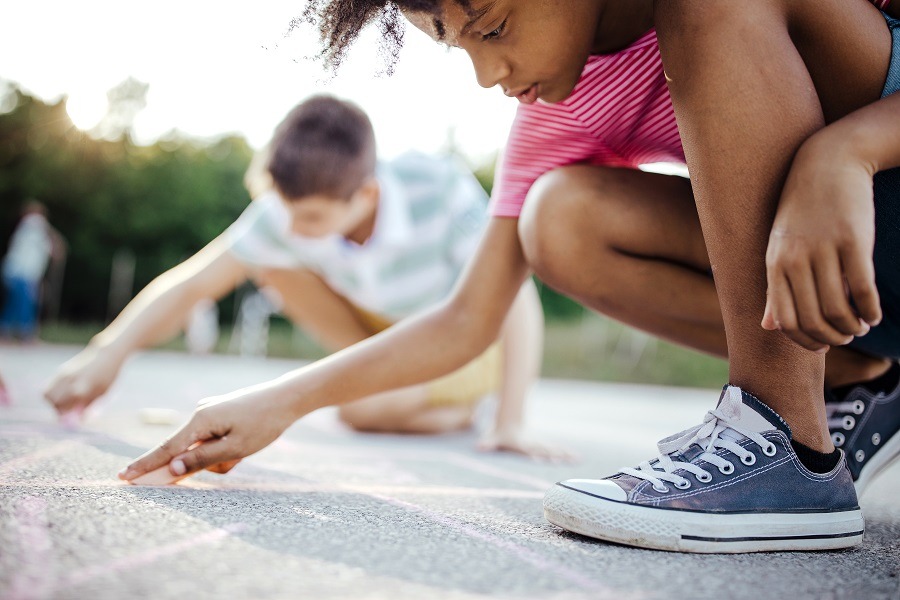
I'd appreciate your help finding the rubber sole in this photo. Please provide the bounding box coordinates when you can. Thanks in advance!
[856,425,900,497]
[543,484,864,554]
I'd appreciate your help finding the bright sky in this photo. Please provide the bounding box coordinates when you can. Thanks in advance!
[2,0,518,164]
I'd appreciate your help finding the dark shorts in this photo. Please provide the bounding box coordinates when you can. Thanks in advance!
[846,12,900,359]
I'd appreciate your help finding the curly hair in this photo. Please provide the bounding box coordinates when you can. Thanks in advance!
[297,0,469,73]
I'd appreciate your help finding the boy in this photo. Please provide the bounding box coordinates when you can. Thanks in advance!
[45,95,558,459]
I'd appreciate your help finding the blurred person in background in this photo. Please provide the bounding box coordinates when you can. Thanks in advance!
[1,200,65,342]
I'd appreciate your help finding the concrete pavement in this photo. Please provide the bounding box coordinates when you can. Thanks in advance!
[1,344,898,599]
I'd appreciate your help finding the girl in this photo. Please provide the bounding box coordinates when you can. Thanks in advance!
[121,0,900,553]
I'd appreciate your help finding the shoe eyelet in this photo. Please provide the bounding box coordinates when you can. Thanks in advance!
[652,484,670,493]
[741,453,757,466]
[763,444,777,457]
[831,432,845,447]
[696,472,713,483]
[852,400,865,415]
[719,462,735,475]
[872,433,881,446]
[674,479,691,490]
[843,416,856,430]
[855,450,866,463]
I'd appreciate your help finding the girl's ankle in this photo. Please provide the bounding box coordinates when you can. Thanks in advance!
[825,347,892,389]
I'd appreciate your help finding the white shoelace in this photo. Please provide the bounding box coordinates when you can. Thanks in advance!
[825,399,865,430]
[620,387,777,493]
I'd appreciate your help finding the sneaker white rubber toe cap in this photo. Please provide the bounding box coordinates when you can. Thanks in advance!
[557,479,627,501]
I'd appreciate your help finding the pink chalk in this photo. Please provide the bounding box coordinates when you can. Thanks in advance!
[129,465,187,486]
[0,387,10,407]
[60,409,83,430]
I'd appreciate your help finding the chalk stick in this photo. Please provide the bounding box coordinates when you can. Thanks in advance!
[138,408,181,426]
[60,408,83,430]
[129,465,186,486]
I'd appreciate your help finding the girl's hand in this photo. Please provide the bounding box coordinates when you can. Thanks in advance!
[477,428,577,463]
[118,385,299,482]
[762,135,881,352]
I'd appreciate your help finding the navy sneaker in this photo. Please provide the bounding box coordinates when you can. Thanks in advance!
[827,362,900,496]
[544,386,864,553]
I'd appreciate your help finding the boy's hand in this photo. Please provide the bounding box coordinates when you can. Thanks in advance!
[477,428,577,463]
[762,136,881,352]
[44,346,123,417]
[118,386,298,483]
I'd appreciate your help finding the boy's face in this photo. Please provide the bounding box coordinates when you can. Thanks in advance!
[282,181,378,240]
[405,0,604,104]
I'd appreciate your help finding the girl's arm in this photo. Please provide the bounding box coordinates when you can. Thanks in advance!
[44,236,250,414]
[763,90,900,349]
[119,217,532,481]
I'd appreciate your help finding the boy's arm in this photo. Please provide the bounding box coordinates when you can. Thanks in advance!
[45,236,249,415]
[763,91,900,350]
[477,279,573,461]
[119,217,532,481]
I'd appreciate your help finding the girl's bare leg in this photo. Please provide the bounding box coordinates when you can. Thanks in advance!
[520,165,725,355]
[519,164,891,393]
[653,0,891,450]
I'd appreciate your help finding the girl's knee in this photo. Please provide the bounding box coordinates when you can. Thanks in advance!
[338,402,384,431]
[518,166,621,292]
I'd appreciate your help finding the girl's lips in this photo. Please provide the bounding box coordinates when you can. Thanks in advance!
[515,84,539,104]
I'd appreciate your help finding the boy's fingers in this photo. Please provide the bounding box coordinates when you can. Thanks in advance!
[812,252,867,338]
[842,245,882,326]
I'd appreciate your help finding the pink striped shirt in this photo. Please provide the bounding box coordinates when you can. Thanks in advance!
[490,29,684,218]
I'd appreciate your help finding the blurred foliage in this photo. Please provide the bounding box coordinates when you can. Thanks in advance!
[0,83,253,322]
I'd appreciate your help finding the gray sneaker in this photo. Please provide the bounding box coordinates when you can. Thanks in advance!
[544,386,864,553]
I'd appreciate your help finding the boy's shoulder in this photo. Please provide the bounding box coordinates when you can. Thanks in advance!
[384,151,462,182]
[378,152,487,224]
[383,152,479,199]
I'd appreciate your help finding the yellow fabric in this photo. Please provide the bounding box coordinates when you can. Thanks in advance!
[353,306,502,407]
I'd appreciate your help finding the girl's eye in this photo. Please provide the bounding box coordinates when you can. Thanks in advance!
[482,19,507,41]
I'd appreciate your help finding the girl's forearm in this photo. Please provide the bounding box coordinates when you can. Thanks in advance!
[275,300,505,418]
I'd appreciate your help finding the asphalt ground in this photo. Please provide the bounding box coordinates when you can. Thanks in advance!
[1,343,898,600]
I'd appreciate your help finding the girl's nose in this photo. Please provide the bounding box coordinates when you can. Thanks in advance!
[469,50,512,90]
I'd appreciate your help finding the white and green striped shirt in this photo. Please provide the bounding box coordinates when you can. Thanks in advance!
[225,152,489,322]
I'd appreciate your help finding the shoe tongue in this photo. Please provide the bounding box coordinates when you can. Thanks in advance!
[716,385,792,439]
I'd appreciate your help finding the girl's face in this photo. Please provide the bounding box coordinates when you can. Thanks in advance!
[406,0,605,104]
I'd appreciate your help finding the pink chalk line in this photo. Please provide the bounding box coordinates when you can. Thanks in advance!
[54,523,247,592]
[266,437,554,490]
[6,496,54,600]
[369,492,613,594]
[0,440,81,483]
[0,478,544,499]
[439,452,554,490]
